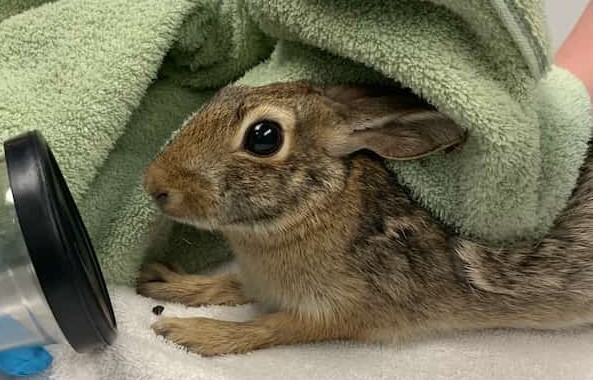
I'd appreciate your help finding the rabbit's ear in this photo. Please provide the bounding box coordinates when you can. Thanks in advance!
[320,85,466,160]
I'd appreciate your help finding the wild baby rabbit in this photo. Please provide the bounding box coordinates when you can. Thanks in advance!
[137,82,593,356]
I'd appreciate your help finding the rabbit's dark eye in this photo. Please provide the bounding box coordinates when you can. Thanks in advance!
[243,120,283,156]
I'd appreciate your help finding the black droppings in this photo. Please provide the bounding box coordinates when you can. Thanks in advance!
[152,305,165,315]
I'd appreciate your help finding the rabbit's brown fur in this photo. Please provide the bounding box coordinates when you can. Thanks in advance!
[138,82,593,356]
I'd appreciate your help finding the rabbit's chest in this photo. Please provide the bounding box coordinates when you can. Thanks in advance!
[232,241,359,318]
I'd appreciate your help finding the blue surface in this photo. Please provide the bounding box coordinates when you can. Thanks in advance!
[0,346,53,377]
[0,315,52,377]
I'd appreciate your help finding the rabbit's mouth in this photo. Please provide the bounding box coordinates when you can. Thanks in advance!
[166,214,220,232]
[147,188,222,231]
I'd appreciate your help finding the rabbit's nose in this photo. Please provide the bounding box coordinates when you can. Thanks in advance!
[147,186,171,207]
[151,190,170,204]
[146,182,170,205]
[145,180,169,203]
[144,165,171,205]
[154,191,169,202]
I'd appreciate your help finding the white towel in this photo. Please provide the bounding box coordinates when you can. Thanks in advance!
[22,263,593,380]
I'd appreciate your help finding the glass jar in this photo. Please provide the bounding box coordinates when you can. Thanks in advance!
[0,131,116,353]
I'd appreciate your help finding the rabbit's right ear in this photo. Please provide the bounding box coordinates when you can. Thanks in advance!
[319,85,466,160]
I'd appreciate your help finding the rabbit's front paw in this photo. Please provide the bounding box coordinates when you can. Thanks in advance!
[137,263,252,306]
[152,317,256,356]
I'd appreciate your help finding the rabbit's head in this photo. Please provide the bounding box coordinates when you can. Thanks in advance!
[144,82,464,232]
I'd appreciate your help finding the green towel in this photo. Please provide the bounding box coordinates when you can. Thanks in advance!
[0,0,590,285]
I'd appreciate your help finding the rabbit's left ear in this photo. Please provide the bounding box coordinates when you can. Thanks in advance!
[320,85,466,160]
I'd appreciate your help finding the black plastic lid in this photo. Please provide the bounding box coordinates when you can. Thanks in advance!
[4,130,117,353]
